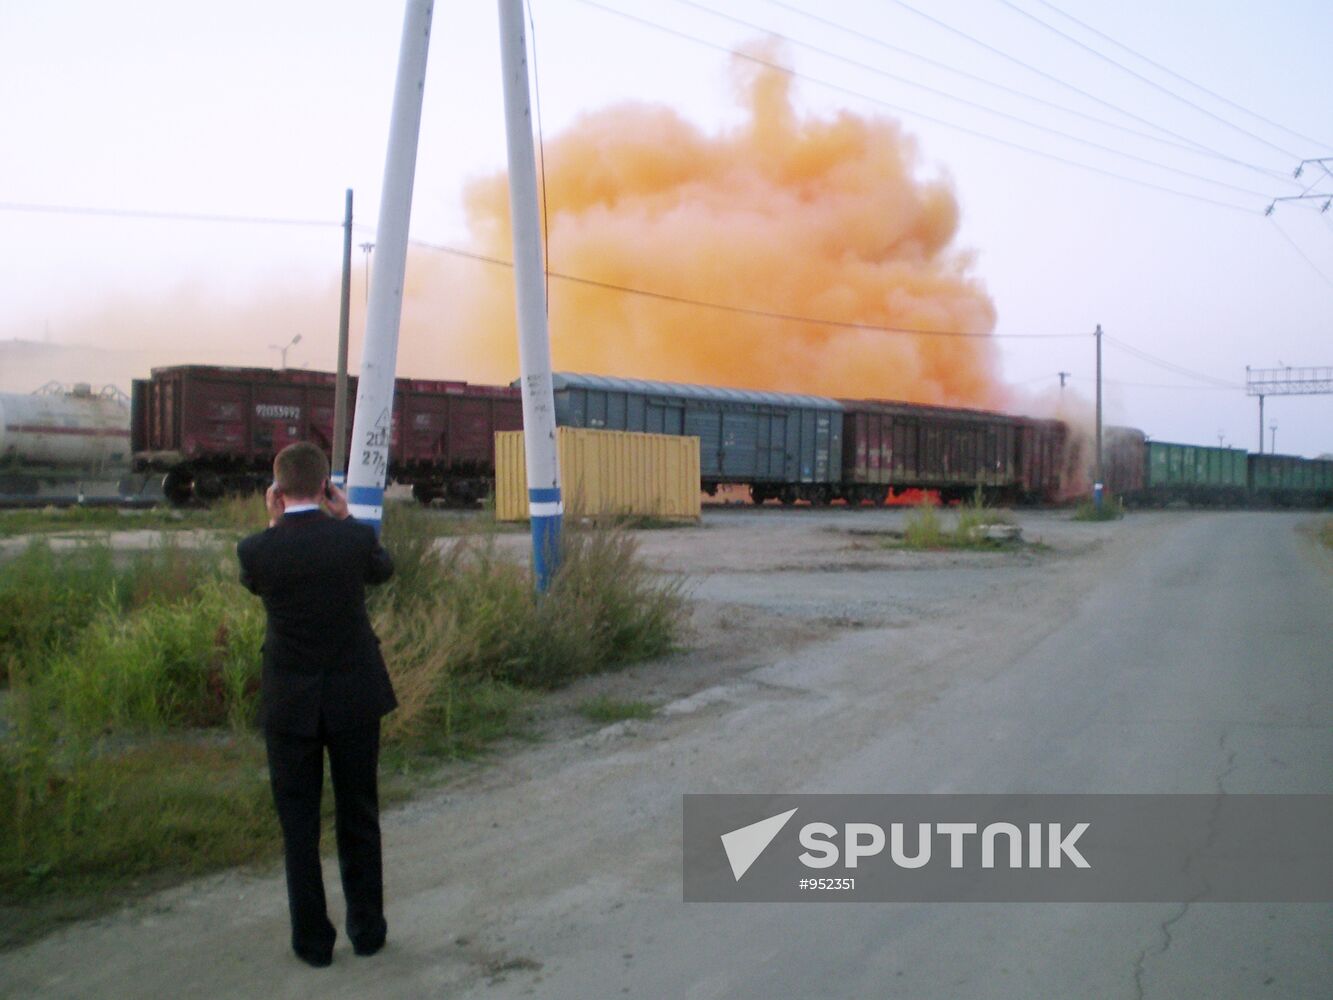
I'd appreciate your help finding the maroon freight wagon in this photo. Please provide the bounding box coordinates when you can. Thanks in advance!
[132,365,521,505]
[1102,426,1147,497]
[1016,416,1069,503]
[838,400,1067,504]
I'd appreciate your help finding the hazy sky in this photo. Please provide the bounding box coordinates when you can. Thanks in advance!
[1,0,1330,456]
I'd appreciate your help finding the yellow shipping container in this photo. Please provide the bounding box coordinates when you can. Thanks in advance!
[495,427,701,522]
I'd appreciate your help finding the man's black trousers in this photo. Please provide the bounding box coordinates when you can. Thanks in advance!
[265,720,386,962]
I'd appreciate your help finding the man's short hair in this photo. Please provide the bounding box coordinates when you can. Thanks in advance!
[274,442,329,498]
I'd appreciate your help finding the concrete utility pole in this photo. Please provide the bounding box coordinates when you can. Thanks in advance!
[332,188,353,487]
[498,0,563,592]
[1058,371,1070,389]
[345,0,434,533]
[1094,324,1104,509]
[1270,424,1278,454]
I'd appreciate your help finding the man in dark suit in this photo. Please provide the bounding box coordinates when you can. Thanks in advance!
[237,441,397,968]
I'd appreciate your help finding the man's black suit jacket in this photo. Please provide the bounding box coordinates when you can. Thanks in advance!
[238,509,398,737]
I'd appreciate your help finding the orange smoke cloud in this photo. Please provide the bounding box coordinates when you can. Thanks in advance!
[418,45,1003,408]
[5,45,1011,417]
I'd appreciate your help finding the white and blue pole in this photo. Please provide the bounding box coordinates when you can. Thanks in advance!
[498,0,562,591]
[346,0,434,534]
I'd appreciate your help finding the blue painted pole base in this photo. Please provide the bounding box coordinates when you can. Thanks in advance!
[347,484,385,535]
[529,487,564,592]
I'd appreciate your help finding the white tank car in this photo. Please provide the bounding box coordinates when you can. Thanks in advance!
[0,383,131,487]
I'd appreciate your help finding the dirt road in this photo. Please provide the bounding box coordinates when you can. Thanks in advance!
[2,509,1329,998]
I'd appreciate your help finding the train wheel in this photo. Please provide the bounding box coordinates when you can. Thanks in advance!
[193,471,224,503]
[749,486,767,506]
[162,469,193,506]
[780,486,798,506]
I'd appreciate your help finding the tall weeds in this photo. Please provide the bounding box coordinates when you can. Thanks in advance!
[374,511,684,748]
[1072,496,1125,521]
[2,507,685,917]
[899,491,1019,550]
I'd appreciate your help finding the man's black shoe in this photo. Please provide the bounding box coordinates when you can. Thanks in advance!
[294,948,333,968]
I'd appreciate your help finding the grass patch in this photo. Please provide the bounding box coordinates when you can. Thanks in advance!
[576,695,656,724]
[1,737,274,910]
[0,496,528,543]
[1072,496,1126,521]
[0,506,179,538]
[0,539,225,687]
[890,492,1023,551]
[1319,519,1333,550]
[0,498,269,539]
[1,505,685,937]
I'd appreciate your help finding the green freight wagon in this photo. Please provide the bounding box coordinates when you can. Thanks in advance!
[1136,441,1248,506]
[1247,454,1333,507]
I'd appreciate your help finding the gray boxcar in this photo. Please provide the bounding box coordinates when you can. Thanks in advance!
[549,373,843,503]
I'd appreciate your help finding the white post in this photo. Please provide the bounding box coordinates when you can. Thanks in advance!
[497,0,562,590]
[1093,323,1103,510]
[346,0,434,533]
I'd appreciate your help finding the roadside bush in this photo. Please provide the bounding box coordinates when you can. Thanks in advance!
[1072,496,1125,521]
[898,493,1022,551]
[376,519,684,742]
[902,502,946,548]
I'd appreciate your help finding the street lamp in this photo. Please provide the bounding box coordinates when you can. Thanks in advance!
[358,242,375,303]
[1269,423,1278,454]
[270,333,302,371]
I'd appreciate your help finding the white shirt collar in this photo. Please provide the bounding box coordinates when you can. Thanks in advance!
[283,503,321,515]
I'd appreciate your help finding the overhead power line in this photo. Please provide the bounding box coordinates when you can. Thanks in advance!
[666,0,1270,200]
[1068,374,1236,392]
[1103,335,1241,388]
[0,200,340,229]
[1269,218,1333,293]
[1031,0,1333,153]
[760,0,1290,184]
[408,237,1084,339]
[568,0,1257,215]
[993,0,1299,161]
[884,0,1293,180]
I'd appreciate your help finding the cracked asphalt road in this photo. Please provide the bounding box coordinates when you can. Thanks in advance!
[2,510,1330,998]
